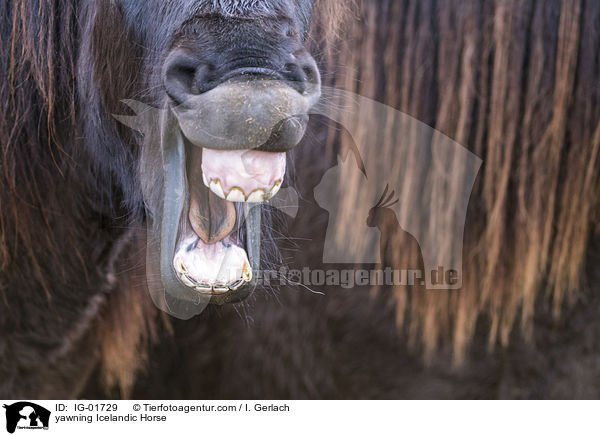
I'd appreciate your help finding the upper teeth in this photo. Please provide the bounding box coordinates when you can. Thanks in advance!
[208,179,226,199]
[226,187,246,202]
[205,178,282,203]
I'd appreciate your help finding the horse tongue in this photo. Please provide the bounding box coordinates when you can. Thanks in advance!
[188,146,236,244]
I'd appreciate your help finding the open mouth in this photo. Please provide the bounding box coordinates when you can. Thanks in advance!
[156,78,319,307]
[172,146,286,298]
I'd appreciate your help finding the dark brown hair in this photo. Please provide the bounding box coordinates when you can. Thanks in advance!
[2,0,598,397]
[323,0,600,365]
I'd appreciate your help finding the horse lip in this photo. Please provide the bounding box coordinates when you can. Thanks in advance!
[218,67,283,85]
[159,111,261,308]
[171,79,320,151]
[159,79,313,308]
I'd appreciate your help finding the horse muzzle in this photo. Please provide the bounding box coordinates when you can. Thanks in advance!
[156,17,320,311]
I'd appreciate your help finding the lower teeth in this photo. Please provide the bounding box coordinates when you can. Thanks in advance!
[173,236,252,294]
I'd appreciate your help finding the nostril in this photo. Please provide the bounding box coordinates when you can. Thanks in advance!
[193,63,216,94]
[302,65,317,84]
[283,62,310,94]
[284,62,301,76]
[163,50,215,104]
[286,50,320,93]
[169,64,195,90]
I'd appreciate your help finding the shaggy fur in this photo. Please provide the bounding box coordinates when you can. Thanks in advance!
[0,0,349,398]
[324,0,600,365]
[1,0,599,399]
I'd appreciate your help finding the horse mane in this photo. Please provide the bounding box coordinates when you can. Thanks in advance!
[309,0,356,48]
[4,0,598,396]
[324,0,600,364]
[0,0,78,292]
[0,0,155,398]
[0,0,359,398]
[0,0,353,288]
